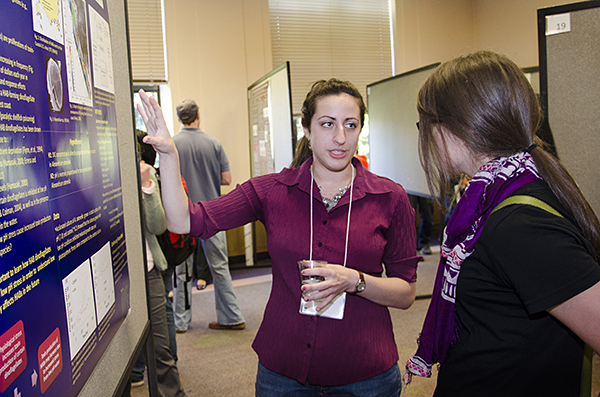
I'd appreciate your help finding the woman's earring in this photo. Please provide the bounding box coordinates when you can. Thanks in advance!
[308,141,312,150]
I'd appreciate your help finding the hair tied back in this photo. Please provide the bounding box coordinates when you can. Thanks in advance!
[525,143,538,153]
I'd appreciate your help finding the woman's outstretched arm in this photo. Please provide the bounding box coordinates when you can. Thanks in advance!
[137,89,191,234]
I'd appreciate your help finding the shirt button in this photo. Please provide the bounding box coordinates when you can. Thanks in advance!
[307,343,311,348]
[323,220,327,225]
[317,242,322,247]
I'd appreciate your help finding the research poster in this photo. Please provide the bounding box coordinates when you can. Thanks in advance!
[248,80,274,177]
[0,0,130,396]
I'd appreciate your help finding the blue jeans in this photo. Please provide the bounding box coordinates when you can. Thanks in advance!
[201,231,244,325]
[174,253,194,331]
[255,362,402,397]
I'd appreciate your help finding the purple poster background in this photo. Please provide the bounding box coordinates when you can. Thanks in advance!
[0,0,130,396]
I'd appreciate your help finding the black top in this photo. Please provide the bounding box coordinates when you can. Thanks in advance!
[435,181,600,397]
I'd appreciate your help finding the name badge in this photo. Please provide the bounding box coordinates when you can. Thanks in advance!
[299,292,346,320]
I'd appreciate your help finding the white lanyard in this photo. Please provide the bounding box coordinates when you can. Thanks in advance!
[309,165,354,266]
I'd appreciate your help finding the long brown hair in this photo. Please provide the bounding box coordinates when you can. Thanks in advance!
[417,50,600,259]
[290,135,312,168]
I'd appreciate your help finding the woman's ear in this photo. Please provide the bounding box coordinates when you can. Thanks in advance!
[303,125,311,141]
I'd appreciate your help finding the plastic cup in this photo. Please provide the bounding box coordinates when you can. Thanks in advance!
[298,260,326,299]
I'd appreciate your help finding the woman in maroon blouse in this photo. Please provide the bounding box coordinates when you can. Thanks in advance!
[138,79,420,396]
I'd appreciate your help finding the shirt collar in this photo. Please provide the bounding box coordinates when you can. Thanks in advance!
[178,126,202,133]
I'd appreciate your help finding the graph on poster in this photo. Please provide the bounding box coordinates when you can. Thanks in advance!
[63,261,96,360]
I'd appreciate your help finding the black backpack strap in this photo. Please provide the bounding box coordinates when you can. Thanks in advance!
[184,260,190,310]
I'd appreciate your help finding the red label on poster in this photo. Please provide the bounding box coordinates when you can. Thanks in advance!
[38,328,63,393]
[0,320,27,393]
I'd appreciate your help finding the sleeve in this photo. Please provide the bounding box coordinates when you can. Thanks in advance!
[382,187,421,282]
[219,144,230,173]
[188,176,268,238]
[143,173,167,236]
[488,206,600,314]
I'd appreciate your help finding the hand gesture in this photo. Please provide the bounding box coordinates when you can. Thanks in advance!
[139,160,152,189]
[136,89,177,156]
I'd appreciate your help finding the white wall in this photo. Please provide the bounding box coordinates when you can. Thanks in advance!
[392,0,475,74]
[164,0,272,189]
[392,0,573,75]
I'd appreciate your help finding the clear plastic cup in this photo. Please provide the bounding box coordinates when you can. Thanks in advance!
[298,260,326,299]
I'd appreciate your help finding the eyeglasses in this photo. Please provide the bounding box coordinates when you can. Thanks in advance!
[416,120,443,130]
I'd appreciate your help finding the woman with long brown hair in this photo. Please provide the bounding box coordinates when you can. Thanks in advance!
[406,51,600,396]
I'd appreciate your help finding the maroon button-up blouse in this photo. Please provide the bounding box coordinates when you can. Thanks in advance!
[189,158,419,386]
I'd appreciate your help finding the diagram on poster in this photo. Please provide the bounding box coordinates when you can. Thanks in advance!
[33,0,64,44]
[63,0,93,107]
[89,6,114,94]
[91,242,115,323]
[62,260,97,360]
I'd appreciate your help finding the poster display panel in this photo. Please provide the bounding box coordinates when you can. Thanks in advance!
[538,1,600,217]
[247,62,294,177]
[367,64,439,197]
[0,0,130,396]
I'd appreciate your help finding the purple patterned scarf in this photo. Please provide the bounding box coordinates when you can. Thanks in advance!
[405,152,541,382]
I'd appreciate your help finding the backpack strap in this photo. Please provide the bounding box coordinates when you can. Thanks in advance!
[491,195,563,218]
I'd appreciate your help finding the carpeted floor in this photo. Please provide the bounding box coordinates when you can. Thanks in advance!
[130,247,599,396]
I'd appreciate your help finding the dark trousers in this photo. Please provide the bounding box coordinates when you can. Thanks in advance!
[129,267,185,396]
[408,194,433,248]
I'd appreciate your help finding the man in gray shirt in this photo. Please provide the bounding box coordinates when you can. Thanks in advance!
[172,98,245,331]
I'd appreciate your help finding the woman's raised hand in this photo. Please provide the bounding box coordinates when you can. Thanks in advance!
[136,90,191,234]
[136,89,177,156]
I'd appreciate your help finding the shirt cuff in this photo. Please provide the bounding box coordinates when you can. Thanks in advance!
[386,256,420,283]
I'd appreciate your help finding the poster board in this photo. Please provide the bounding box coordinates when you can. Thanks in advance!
[247,62,294,177]
[0,0,149,396]
[367,64,439,198]
[538,1,600,216]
